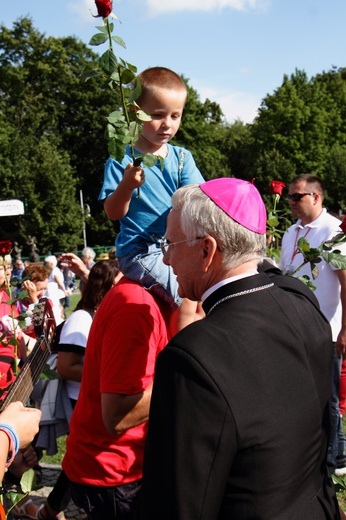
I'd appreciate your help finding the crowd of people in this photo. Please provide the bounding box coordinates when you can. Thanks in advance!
[0,65,345,520]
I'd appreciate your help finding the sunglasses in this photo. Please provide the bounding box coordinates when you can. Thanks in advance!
[288,192,315,202]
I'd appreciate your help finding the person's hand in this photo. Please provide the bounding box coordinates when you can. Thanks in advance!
[60,253,89,282]
[336,326,346,359]
[122,163,145,190]
[9,445,38,478]
[22,279,39,303]
[0,402,41,449]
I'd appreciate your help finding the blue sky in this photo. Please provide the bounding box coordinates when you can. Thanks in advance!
[1,0,346,124]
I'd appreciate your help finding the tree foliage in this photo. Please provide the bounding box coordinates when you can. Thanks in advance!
[2,18,346,254]
[0,18,230,253]
[248,67,346,211]
[0,17,118,253]
[174,80,231,180]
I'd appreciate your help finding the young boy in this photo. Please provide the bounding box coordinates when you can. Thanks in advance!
[99,67,204,331]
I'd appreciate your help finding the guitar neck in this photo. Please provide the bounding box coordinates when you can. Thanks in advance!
[0,297,56,412]
[0,335,51,412]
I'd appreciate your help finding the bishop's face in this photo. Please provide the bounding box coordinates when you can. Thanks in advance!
[163,210,203,302]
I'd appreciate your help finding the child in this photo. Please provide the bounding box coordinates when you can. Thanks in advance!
[99,67,204,331]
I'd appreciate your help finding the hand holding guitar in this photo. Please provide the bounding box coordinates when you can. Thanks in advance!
[0,402,41,481]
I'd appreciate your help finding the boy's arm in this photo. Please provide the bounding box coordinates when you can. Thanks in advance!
[103,163,145,221]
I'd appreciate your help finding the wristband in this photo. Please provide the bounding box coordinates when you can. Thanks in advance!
[0,424,20,467]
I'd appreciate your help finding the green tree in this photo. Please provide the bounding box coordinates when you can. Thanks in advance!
[0,17,119,251]
[248,67,346,213]
[324,144,346,212]
[221,120,254,181]
[174,80,231,180]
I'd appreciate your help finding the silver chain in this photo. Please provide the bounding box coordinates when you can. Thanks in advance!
[207,283,274,315]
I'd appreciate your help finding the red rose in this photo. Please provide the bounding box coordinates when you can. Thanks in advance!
[269,180,286,196]
[340,215,346,234]
[95,0,113,18]
[0,241,12,256]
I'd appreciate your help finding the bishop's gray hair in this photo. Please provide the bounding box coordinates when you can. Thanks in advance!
[171,184,266,271]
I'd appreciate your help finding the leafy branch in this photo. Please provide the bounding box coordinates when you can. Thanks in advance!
[84,4,163,195]
[288,230,346,291]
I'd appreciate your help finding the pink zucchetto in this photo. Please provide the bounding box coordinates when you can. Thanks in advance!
[199,177,267,234]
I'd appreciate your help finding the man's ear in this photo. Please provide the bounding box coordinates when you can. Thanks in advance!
[313,192,322,205]
[201,236,218,272]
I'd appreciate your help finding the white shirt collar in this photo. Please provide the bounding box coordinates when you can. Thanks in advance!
[296,208,326,229]
[201,270,259,302]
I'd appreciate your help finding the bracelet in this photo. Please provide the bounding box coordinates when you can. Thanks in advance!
[0,424,20,467]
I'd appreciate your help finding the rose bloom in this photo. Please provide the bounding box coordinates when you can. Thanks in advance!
[0,240,12,256]
[95,0,112,17]
[340,215,346,234]
[269,180,286,196]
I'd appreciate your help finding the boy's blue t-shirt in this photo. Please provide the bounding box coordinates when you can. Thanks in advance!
[99,144,204,258]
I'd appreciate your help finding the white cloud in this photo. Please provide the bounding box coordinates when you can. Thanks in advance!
[147,0,270,16]
[218,91,260,124]
[193,82,261,124]
[68,0,96,25]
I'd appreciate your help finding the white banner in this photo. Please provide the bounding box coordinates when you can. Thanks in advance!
[0,199,25,217]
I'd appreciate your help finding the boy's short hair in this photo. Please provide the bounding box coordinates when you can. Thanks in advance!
[137,67,187,104]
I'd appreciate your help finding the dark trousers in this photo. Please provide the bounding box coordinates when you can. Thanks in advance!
[69,479,142,520]
[48,470,71,511]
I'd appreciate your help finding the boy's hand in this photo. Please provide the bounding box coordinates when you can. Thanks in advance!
[123,163,145,190]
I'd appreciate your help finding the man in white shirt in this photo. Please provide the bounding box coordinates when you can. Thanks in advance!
[280,173,346,475]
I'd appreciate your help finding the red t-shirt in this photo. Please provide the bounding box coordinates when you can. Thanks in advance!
[63,278,169,486]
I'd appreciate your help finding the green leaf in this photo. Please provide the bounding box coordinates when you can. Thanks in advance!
[16,289,28,301]
[95,25,108,34]
[20,468,36,493]
[127,62,138,74]
[323,233,346,249]
[99,49,118,75]
[296,237,312,253]
[112,35,126,49]
[296,275,316,291]
[6,491,27,512]
[119,68,136,85]
[128,121,141,142]
[107,110,125,122]
[106,123,116,139]
[310,263,319,280]
[7,337,19,347]
[108,139,126,162]
[267,216,279,227]
[323,252,346,270]
[136,110,152,122]
[89,33,108,46]
[41,364,59,380]
[81,68,100,82]
[142,154,161,168]
[110,71,121,83]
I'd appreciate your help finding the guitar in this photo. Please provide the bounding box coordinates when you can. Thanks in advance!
[0,297,56,517]
[0,297,56,412]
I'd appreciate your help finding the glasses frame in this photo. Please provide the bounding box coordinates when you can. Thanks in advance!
[288,192,315,202]
[160,236,206,256]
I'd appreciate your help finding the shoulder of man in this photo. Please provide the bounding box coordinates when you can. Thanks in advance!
[259,260,320,309]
